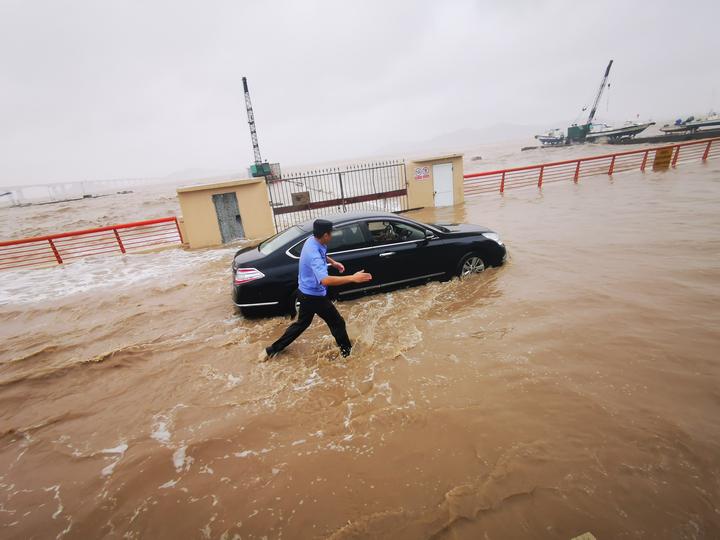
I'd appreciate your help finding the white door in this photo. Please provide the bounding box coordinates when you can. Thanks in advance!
[433,163,454,207]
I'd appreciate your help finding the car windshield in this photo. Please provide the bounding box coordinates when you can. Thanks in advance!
[258,226,303,255]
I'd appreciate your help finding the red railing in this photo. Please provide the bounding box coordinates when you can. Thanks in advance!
[0,217,183,271]
[464,137,719,197]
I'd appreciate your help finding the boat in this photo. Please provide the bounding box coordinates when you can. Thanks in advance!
[660,112,720,133]
[534,59,653,145]
[534,129,565,145]
[584,120,655,142]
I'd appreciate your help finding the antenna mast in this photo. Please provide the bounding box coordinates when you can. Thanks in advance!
[242,77,263,165]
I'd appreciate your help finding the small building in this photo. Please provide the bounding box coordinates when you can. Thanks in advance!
[176,178,275,249]
[405,154,465,209]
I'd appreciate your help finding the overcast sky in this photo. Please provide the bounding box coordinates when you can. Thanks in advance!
[1,0,718,185]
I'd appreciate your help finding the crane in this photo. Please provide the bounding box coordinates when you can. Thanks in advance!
[243,77,271,177]
[566,59,613,143]
[586,59,613,126]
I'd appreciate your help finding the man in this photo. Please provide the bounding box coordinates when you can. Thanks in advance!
[265,219,372,359]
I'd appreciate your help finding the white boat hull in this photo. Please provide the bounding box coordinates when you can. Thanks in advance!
[661,118,720,133]
[534,129,566,145]
[535,135,565,145]
[585,122,654,141]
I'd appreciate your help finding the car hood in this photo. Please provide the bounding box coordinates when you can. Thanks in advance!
[431,223,494,235]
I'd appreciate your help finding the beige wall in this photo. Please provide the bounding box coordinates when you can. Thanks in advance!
[177,178,276,249]
[177,216,188,245]
[406,154,465,209]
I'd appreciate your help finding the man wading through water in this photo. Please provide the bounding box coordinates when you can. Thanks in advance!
[265,219,372,359]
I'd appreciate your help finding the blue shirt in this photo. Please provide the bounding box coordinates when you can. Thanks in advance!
[298,236,328,296]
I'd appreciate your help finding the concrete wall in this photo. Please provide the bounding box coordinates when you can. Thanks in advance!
[177,178,275,249]
[405,154,465,209]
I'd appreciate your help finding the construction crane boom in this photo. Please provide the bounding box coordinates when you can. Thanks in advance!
[587,59,613,125]
[242,77,263,165]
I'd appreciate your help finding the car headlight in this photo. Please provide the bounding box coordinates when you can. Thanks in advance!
[482,232,503,245]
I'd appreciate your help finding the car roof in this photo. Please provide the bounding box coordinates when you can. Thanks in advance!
[296,210,406,231]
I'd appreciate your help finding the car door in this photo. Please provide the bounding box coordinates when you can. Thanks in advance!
[324,222,373,297]
[365,219,438,286]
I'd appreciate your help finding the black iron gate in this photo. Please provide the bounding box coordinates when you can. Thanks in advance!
[267,160,407,231]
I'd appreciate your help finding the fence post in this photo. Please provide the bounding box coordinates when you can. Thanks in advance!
[640,150,649,171]
[538,165,544,188]
[573,160,581,183]
[608,155,616,175]
[113,228,126,253]
[173,217,184,243]
[48,239,63,264]
[266,179,278,232]
[401,161,408,210]
[702,140,712,161]
[338,171,346,211]
[500,171,506,193]
[671,145,680,167]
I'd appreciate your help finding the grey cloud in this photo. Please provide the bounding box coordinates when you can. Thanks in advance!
[1,0,717,184]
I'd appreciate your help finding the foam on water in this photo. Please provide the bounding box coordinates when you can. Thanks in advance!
[99,443,128,477]
[0,245,237,306]
[151,420,172,445]
[173,446,190,472]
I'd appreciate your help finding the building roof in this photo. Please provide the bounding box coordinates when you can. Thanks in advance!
[176,177,263,193]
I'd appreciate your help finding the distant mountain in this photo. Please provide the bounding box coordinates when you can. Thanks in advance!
[162,167,248,183]
[381,122,551,156]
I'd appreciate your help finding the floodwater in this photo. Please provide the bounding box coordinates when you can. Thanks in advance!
[1,152,720,539]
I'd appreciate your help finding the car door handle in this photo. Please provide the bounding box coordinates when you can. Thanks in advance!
[379,251,396,257]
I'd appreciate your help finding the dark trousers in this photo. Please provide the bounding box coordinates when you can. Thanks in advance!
[269,292,351,354]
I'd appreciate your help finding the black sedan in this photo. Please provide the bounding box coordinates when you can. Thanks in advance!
[231,211,506,316]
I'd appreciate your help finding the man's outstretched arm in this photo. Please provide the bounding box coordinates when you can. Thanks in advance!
[321,270,372,287]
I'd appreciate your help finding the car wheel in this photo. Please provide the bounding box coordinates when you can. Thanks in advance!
[457,253,485,278]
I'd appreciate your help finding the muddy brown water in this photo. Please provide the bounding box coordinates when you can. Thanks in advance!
[1,158,720,539]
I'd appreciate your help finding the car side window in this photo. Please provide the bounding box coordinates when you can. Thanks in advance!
[288,237,308,257]
[392,221,426,241]
[327,223,367,253]
[367,220,425,245]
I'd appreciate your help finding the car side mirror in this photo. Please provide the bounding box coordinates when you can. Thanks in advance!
[424,229,434,242]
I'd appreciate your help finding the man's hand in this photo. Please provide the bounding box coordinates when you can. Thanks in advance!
[352,269,372,283]
[321,268,372,287]
[327,256,345,274]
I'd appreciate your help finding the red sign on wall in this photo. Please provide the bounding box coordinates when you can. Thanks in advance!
[414,166,430,180]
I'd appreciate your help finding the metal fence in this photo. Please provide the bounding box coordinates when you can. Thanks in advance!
[268,160,408,230]
[464,137,719,197]
[0,217,183,270]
